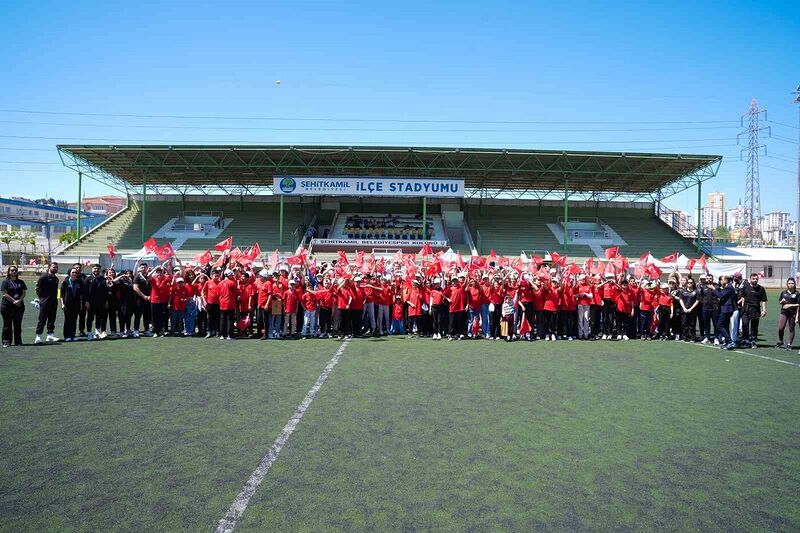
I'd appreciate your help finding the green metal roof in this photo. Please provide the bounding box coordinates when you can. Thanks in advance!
[57,144,721,201]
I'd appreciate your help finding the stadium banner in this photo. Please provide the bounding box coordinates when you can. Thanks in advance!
[313,238,448,247]
[273,176,465,197]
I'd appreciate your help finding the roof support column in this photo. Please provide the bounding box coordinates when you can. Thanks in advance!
[422,196,428,243]
[563,177,569,252]
[279,194,284,247]
[696,180,703,254]
[76,171,82,240]
[141,176,147,244]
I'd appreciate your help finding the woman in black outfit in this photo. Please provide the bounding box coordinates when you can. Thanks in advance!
[60,267,84,341]
[679,278,700,342]
[1,266,27,347]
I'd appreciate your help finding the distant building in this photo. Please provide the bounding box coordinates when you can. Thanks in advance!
[701,192,726,232]
[726,203,749,229]
[760,211,793,246]
[68,195,125,216]
[0,196,103,254]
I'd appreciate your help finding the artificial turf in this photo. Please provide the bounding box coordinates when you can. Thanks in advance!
[1,289,799,531]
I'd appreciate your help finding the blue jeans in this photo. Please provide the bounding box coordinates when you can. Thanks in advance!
[185,299,197,335]
[480,304,490,336]
[269,314,282,338]
[730,309,740,344]
[170,310,185,334]
[716,311,733,344]
[302,309,317,336]
[391,319,406,335]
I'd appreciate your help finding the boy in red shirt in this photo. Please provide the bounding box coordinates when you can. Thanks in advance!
[170,277,191,336]
[217,270,239,340]
[202,269,222,338]
[446,276,468,340]
[283,279,299,338]
[575,275,594,339]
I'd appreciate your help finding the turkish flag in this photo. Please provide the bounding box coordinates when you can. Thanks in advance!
[215,237,233,252]
[604,246,619,259]
[519,317,532,336]
[155,243,175,261]
[456,252,466,269]
[565,264,582,277]
[530,255,544,266]
[638,251,650,266]
[229,247,242,265]
[698,253,707,270]
[418,242,434,256]
[634,264,645,278]
[645,264,663,278]
[286,255,305,266]
[269,249,279,268]
[686,258,697,272]
[143,237,157,253]
[248,242,261,260]
[471,317,480,336]
[337,251,349,266]
[510,258,523,272]
[375,258,386,274]
[469,256,486,271]
[661,252,678,263]
[193,250,213,265]
[537,265,551,280]
[106,244,117,257]
[489,249,498,261]
[550,252,567,266]
[354,250,365,267]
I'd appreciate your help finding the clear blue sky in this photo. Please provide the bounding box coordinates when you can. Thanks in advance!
[2,0,798,219]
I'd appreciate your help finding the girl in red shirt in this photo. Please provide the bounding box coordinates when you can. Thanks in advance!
[542,281,561,341]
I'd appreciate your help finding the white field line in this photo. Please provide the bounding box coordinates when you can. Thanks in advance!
[695,342,800,368]
[214,339,350,533]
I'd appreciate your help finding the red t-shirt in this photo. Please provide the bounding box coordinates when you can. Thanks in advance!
[639,288,654,312]
[217,279,238,311]
[349,285,365,311]
[559,285,577,311]
[576,283,594,306]
[238,281,255,312]
[656,289,673,307]
[301,291,317,311]
[257,279,272,308]
[314,289,333,309]
[429,288,444,305]
[150,275,172,304]
[517,283,534,303]
[447,285,466,313]
[283,288,298,314]
[615,287,632,314]
[407,288,424,317]
[377,285,393,306]
[602,283,618,300]
[392,302,404,320]
[170,284,190,311]
[543,287,560,312]
[203,279,221,305]
[467,286,483,310]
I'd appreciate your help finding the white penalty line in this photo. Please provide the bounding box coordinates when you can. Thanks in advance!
[695,342,800,368]
[214,339,351,533]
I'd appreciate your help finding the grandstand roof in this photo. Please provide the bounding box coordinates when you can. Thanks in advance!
[57,145,721,201]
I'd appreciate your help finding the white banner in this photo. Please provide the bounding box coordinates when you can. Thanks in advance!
[312,238,448,247]
[273,176,464,198]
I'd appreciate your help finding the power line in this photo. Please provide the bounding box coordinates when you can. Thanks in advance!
[0,108,742,125]
[767,119,799,130]
[761,164,796,174]
[0,118,742,134]
[0,134,737,145]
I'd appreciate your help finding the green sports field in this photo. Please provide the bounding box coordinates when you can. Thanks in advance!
[2,290,799,531]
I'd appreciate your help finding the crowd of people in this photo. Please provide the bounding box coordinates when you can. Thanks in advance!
[2,252,798,352]
[344,215,434,240]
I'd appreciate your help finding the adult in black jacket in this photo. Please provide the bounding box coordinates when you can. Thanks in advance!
[85,264,107,340]
[1,265,27,347]
[60,267,84,341]
[71,262,88,337]
[738,273,768,348]
[132,263,151,337]
[34,262,60,344]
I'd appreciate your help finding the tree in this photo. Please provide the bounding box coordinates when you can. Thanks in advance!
[23,231,37,254]
[59,230,77,246]
[0,230,17,253]
[712,225,730,241]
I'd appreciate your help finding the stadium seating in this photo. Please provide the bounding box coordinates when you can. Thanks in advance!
[61,200,305,257]
[465,205,696,259]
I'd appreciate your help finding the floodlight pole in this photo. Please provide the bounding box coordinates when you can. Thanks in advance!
[141,176,147,243]
[279,194,284,247]
[422,196,427,244]
[76,171,82,240]
[697,179,702,254]
[563,178,569,251]
[793,83,800,278]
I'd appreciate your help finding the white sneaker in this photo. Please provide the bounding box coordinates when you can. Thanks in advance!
[99,331,108,339]
[701,338,709,344]
[133,330,140,338]
[34,336,42,344]
[713,338,720,346]
[623,335,629,340]
[46,334,60,342]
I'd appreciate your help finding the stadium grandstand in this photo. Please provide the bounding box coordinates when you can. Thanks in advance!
[54,145,721,264]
